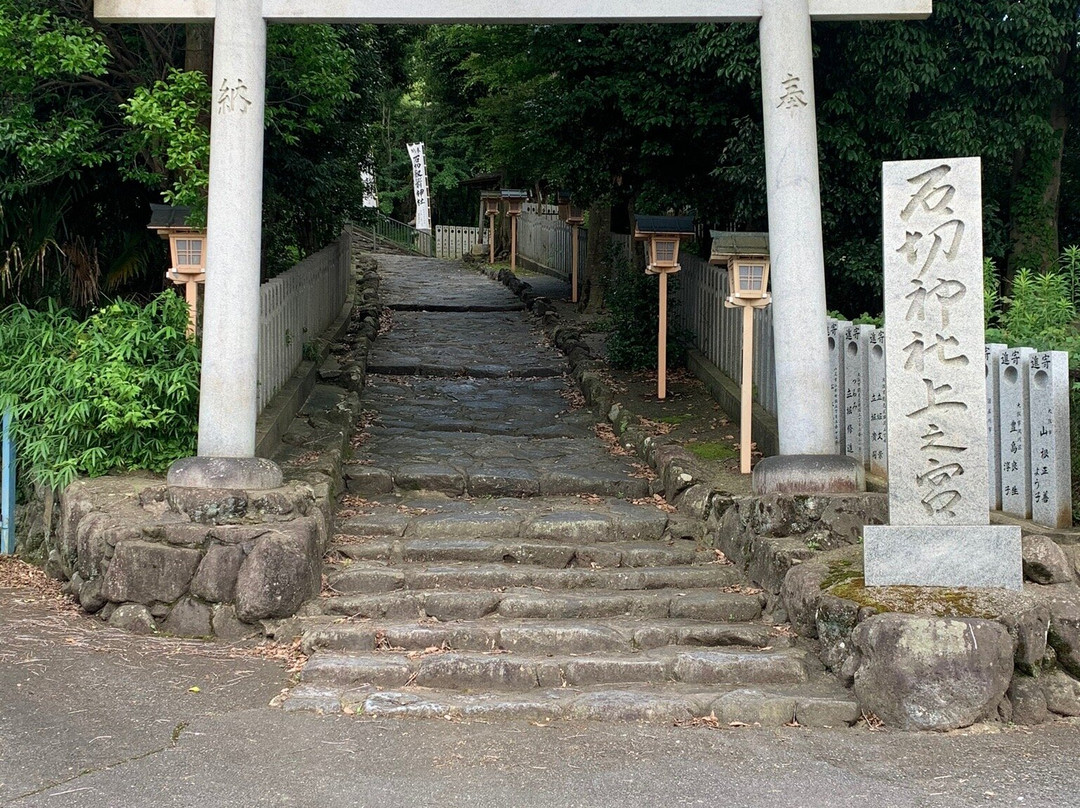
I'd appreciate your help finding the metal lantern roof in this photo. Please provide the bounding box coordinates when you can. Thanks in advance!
[634,215,694,237]
[148,204,196,233]
[709,230,770,261]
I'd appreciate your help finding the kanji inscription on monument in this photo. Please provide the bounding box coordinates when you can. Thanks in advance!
[881,159,987,524]
[864,157,1021,590]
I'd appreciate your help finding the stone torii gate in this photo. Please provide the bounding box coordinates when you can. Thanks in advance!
[96,0,932,489]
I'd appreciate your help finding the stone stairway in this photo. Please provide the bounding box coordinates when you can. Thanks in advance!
[281,255,857,725]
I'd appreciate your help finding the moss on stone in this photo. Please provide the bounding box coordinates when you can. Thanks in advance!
[686,442,737,461]
[825,571,993,619]
[657,414,694,426]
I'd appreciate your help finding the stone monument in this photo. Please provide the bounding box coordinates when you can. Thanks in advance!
[864,157,1022,590]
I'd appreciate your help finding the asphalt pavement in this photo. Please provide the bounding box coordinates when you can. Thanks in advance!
[2,584,1080,808]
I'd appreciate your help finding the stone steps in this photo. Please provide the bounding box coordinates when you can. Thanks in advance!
[332,536,706,568]
[301,646,812,691]
[344,463,652,499]
[298,618,784,656]
[280,256,859,724]
[283,681,861,726]
[307,587,765,622]
[324,561,743,594]
[334,496,672,542]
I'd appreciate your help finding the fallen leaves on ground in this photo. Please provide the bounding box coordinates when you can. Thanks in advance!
[675,712,721,729]
[247,637,309,674]
[0,557,79,614]
[710,549,733,565]
[859,710,885,731]
[631,494,677,514]
[638,417,676,436]
[594,422,634,457]
[629,461,658,482]
[378,307,394,334]
[721,583,764,595]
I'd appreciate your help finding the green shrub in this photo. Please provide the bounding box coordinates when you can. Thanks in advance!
[0,292,200,491]
[604,248,692,372]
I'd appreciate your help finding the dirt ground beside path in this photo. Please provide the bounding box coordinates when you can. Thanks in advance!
[4,571,1080,808]
[516,267,755,486]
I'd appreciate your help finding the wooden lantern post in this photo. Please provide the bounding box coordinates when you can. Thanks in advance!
[148,204,207,339]
[634,215,695,400]
[711,231,772,474]
[502,189,528,272]
[558,192,584,303]
[567,205,584,305]
[481,191,501,264]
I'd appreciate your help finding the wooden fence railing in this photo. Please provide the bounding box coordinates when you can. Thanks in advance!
[257,233,352,413]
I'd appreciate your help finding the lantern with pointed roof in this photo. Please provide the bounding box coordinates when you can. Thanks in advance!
[501,188,528,217]
[710,231,771,303]
[148,204,206,337]
[481,190,502,218]
[149,204,206,280]
[556,190,572,222]
[634,215,694,274]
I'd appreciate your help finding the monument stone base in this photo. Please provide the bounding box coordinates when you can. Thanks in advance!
[863,524,1023,591]
[167,456,284,491]
[752,454,865,496]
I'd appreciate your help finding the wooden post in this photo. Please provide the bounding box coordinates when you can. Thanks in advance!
[658,269,668,400]
[185,280,199,338]
[488,214,496,264]
[571,224,579,304]
[740,302,755,473]
[510,215,518,271]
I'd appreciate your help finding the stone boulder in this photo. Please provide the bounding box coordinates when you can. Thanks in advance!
[1046,593,1080,678]
[100,541,202,604]
[1042,670,1080,716]
[108,603,157,635]
[234,521,321,622]
[851,614,1015,731]
[162,595,213,638]
[1022,535,1074,585]
[190,543,246,603]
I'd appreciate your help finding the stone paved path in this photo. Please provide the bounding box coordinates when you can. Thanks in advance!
[284,255,855,724]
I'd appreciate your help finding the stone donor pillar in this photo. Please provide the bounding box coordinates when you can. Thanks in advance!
[753,0,863,495]
[169,0,282,490]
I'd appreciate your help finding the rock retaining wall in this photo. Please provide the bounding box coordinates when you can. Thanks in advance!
[783,536,1080,730]
[37,247,382,638]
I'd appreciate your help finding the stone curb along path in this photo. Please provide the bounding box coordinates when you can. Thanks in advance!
[277,255,861,726]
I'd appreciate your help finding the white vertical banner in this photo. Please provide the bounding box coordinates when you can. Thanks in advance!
[407,142,431,232]
[360,160,378,209]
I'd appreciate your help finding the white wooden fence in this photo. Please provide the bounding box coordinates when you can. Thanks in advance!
[257,233,351,412]
[435,225,484,259]
[515,208,777,413]
[515,210,1072,527]
[675,254,779,417]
